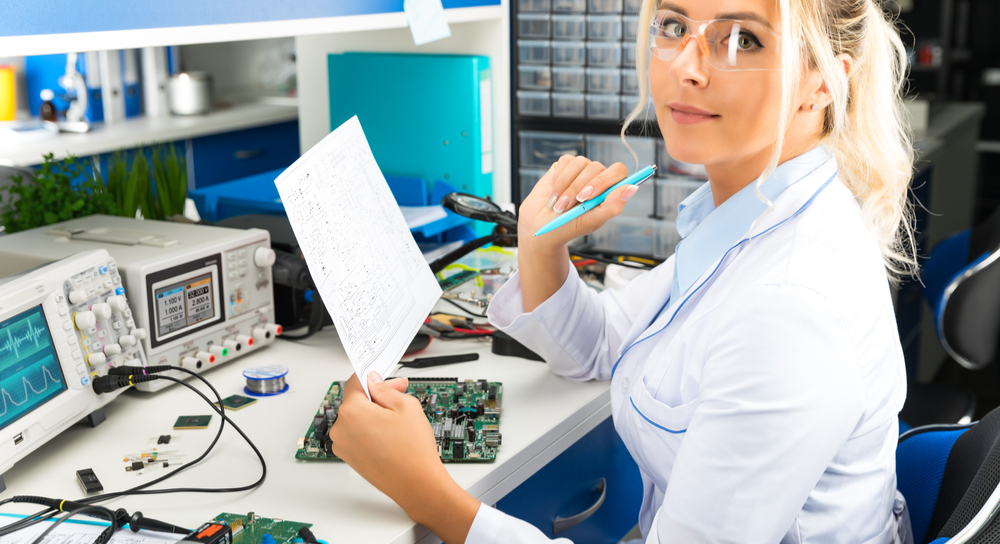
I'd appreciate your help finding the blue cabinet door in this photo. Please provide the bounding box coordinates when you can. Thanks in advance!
[497,417,643,544]
[190,120,300,189]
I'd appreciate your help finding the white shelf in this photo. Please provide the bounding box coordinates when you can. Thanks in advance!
[1,98,299,167]
[0,5,504,57]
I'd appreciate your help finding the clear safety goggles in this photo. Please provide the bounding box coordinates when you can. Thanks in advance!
[648,9,782,72]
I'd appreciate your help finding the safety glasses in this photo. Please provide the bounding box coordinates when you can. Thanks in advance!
[648,9,782,72]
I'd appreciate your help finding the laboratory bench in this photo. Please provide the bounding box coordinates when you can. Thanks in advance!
[0,319,633,544]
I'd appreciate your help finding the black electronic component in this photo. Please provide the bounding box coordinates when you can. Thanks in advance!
[467,426,475,442]
[157,435,171,445]
[476,399,485,416]
[76,468,103,493]
[476,380,487,391]
[181,522,233,544]
[488,385,497,401]
[452,441,465,459]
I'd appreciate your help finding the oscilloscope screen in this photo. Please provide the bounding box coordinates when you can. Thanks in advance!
[0,305,67,432]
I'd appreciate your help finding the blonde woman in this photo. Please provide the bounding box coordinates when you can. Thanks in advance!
[330,0,916,542]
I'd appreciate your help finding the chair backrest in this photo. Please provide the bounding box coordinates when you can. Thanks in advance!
[928,407,1000,543]
[939,248,1000,370]
[897,424,971,543]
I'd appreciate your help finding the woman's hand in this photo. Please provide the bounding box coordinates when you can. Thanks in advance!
[518,154,636,250]
[517,154,636,311]
[329,372,480,544]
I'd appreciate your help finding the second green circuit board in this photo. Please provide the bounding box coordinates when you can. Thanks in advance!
[296,377,503,462]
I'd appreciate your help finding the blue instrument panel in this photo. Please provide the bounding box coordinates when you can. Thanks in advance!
[3,0,501,38]
[0,305,67,432]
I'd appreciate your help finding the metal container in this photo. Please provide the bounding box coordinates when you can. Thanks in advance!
[167,72,213,115]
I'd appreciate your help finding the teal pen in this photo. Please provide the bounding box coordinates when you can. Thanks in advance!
[534,165,657,237]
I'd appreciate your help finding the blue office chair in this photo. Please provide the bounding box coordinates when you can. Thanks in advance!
[897,405,1000,543]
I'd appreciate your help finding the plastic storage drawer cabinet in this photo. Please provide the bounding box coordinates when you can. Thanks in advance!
[496,417,642,544]
[586,94,621,119]
[519,40,552,65]
[519,0,551,12]
[518,91,551,116]
[656,177,705,219]
[518,14,551,39]
[190,120,300,189]
[586,134,657,172]
[587,15,623,41]
[624,0,643,13]
[519,65,553,90]
[586,68,621,93]
[553,92,586,118]
[552,15,587,40]
[552,0,586,12]
[587,42,622,67]
[622,44,637,68]
[553,67,586,91]
[621,95,654,121]
[623,15,641,41]
[519,131,586,167]
[519,167,549,203]
[590,215,654,255]
[553,41,587,65]
[588,0,624,14]
[654,220,681,258]
[621,70,639,94]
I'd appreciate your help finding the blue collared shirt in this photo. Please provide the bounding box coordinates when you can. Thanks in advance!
[666,145,834,306]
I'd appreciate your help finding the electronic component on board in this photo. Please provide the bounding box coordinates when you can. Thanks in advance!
[295,377,503,462]
[173,415,212,429]
[182,522,233,544]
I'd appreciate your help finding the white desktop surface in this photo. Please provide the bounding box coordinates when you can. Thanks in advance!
[0,326,612,544]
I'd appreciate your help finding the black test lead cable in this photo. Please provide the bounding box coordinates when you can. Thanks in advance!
[0,367,265,542]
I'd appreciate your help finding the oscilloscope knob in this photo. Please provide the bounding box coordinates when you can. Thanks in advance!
[119,335,136,347]
[103,344,122,356]
[106,295,128,313]
[74,311,97,330]
[130,328,147,340]
[91,303,112,320]
[69,290,88,304]
[87,352,107,366]
[253,247,276,268]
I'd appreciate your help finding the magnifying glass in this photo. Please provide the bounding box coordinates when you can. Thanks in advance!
[441,193,518,232]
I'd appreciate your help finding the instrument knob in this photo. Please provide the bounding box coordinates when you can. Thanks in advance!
[87,352,107,365]
[74,311,97,330]
[253,247,276,268]
[91,303,112,320]
[119,335,136,347]
[69,290,88,304]
[106,295,128,313]
[103,344,122,356]
[130,328,147,340]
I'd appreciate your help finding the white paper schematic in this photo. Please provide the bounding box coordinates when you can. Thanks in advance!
[274,116,442,396]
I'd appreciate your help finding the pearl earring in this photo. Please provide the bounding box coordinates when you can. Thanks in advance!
[811,104,820,111]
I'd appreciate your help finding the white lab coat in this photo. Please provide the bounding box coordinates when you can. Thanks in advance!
[475,154,908,544]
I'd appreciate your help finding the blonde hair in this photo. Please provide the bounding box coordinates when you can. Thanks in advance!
[623,0,918,283]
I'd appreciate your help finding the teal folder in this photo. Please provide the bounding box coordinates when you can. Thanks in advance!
[327,52,494,208]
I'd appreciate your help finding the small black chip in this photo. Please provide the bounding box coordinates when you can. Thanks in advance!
[157,435,171,444]
[452,441,465,459]
[76,468,103,493]
[173,415,212,429]
[488,385,497,400]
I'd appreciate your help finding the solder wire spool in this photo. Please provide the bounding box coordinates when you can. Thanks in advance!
[243,364,290,396]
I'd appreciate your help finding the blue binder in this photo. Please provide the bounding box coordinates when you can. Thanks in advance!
[327,53,494,234]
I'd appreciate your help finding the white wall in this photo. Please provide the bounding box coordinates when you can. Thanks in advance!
[295,12,512,205]
[180,37,297,100]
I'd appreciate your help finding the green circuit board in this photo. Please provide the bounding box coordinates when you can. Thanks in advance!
[295,377,502,462]
[212,512,312,544]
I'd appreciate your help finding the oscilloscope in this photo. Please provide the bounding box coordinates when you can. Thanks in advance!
[0,249,145,489]
[0,215,281,393]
